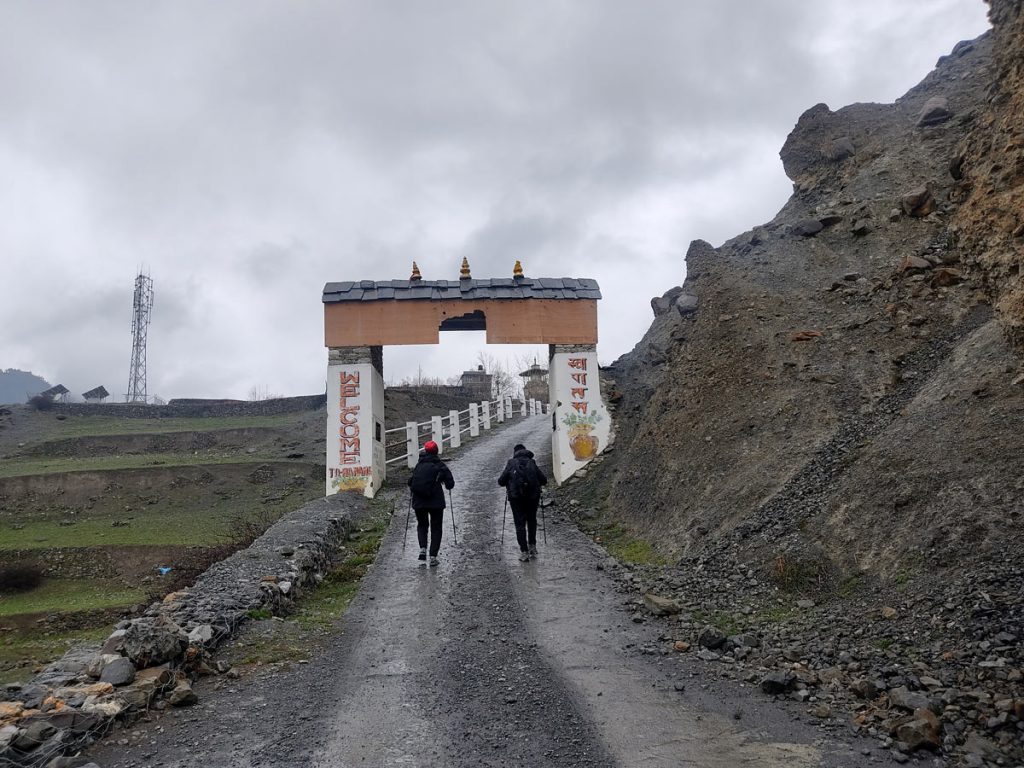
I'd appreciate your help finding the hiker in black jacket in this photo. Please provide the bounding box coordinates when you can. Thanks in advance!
[407,440,455,566]
[498,443,547,561]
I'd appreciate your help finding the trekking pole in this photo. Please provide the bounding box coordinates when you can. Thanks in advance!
[447,488,458,545]
[541,496,547,545]
[403,496,411,552]
[501,493,508,547]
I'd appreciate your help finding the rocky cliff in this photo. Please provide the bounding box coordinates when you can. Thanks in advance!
[591,8,1023,582]
[953,0,1024,351]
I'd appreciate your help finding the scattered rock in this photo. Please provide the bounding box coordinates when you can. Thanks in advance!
[697,625,727,650]
[810,702,832,718]
[931,267,964,287]
[889,686,931,711]
[917,96,953,127]
[98,657,136,686]
[187,624,215,645]
[642,593,682,616]
[899,255,932,273]
[896,708,941,752]
[166,681,198,707]
[760,671,796,695]
[851,679,880,700]
[792,219,824,237]
[851,219,873,236]
[900,186,936,218]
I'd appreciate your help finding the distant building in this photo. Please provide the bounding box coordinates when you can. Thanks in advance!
[459,365,492,401]
[519,362,548,405]
[82,385,110,403]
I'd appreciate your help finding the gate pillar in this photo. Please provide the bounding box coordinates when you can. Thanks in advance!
[326,346,385,498]
[549,344,610,484]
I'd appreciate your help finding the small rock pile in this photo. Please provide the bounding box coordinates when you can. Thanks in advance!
[0,494,369,767]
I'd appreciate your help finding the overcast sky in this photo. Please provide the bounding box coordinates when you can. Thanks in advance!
[0,1,990,401]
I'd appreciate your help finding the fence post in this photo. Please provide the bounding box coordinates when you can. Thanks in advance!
[448,409,461,448]
[496,398,504,423]
[520,399,527,417]
[469,403,480,437]
[406,421,418,469]
[482,400,491,430]
[543,402,550,415]
[431,415,444,452]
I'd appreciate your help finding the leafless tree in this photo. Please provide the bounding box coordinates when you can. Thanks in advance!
[249,384,283,401]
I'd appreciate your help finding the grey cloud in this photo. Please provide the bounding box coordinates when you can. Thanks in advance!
[0,1,990,398]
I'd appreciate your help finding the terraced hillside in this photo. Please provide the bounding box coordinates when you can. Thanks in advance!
[0,404,324,682]
[0,389,469,683]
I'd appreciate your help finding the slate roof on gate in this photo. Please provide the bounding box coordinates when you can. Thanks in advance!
[322,277,602,303]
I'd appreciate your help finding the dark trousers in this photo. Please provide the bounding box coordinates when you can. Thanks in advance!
[415,508,444,556]
[509,498,539,551]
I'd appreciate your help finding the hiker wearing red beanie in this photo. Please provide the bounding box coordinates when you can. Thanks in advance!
[407,441,455,566]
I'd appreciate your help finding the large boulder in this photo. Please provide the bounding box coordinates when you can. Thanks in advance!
[917,96,953,127]
[120,617,188,668]
[674,293,699,317]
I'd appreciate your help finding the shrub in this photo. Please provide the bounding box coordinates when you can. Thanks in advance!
[225,508,282,548]
[0,564,44,593]
[27,394,54,411]
[769,553,829,592]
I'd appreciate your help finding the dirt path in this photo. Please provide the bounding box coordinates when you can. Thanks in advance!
[90,417,894,767]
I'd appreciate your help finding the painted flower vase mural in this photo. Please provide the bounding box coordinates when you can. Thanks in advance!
[563,411,602,460]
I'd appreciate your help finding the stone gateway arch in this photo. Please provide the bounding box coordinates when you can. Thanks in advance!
[322,261,610,497]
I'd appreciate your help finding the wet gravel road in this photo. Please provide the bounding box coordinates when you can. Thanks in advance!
[91,417,895,767]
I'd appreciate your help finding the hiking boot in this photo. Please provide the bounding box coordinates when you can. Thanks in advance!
[429,555,440,567]
[518,551,531,562]
[417,549,427,561]
[529,545,538,558]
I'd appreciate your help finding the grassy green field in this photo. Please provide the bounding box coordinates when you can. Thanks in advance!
[0,579,146,618]
[0,451,293,478]
[0,494,304,550]
[0,627,111,686]
[0,405,328,681]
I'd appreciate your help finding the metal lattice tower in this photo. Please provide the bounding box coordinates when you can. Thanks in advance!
[125,272,154,403]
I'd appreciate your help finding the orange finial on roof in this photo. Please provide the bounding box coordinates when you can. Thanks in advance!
[460,256,471,280]
[513,260,524,279]
[410,261,422,281]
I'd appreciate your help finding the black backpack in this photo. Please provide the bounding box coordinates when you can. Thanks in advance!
[410,462,440,496]
[507,457,540,499]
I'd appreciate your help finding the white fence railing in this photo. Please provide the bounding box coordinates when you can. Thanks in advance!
[383,396,548,468]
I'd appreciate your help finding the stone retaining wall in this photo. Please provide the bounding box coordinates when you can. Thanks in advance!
[0,492,376,766]
[49,394,327,419]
